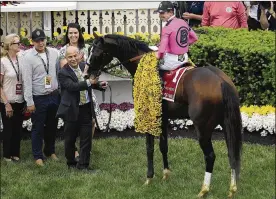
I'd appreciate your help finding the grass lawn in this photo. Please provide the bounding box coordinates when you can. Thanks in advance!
[0,138,275,199]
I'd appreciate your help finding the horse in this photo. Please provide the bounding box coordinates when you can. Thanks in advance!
[86,33,243,198]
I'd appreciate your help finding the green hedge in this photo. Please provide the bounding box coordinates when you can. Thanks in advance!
[190,27,275,106]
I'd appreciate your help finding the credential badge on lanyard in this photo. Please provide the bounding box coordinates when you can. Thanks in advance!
[38,50,52,89]
[7,55,22,95]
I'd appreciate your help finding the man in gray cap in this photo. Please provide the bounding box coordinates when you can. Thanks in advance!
[22,29,60,166]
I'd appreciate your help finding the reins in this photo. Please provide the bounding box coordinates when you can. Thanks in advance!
[91,49,152,133]
[102,53,150,72]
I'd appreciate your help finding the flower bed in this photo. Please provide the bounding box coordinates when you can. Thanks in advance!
[21,104,275,137]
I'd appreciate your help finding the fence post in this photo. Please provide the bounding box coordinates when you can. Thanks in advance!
[51,11,54,38]
[43,11,52,39]
[75,10,79,24]
[17,12,21,35]
[124,11,127,35]
[99,11,103,34]
[135,9,138,33]
[63,11,67,26]
[87,10,91,34]
[148,9,151,36]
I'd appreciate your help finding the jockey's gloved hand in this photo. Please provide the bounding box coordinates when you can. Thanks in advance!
[99,81,108,90]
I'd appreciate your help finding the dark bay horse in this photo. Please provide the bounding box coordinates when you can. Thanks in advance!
[86,33,243,198]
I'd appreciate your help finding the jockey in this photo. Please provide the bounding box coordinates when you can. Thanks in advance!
[155,1,198,71]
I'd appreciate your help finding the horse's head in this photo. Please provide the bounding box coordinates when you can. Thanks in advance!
[86,32,114,77]
[86,32,152,77]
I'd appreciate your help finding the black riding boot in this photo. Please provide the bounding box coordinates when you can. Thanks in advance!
[159,70,165,88]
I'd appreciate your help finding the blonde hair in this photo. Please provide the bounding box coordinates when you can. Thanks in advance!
[1,34,20,57]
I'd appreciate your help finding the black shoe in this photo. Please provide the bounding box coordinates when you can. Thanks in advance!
[68,164,77,170]
[77,167,99,173]
[74,156,80,162]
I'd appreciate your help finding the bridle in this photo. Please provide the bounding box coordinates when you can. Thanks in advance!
[86,41,114,132]
[86,39,114,77]
[86,39,151,133]
[87,39,149,77]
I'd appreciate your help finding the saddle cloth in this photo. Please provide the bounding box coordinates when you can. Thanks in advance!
[162,66,194,102]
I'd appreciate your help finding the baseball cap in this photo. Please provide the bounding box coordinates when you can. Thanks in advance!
[154,1,174,13]
[31,29,46,42]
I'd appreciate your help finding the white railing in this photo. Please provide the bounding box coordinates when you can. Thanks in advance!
[1,9,161,41]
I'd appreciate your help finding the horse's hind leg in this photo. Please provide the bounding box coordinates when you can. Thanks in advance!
[191,120,216,198]
[197,135,216,198]
[189,102,218,197]
[159,101,171,180]
[144,133,154,185]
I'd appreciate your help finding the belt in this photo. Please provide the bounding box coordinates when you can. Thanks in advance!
[48,90,59,95]
[33,90,59,97]
[0,100,24,104]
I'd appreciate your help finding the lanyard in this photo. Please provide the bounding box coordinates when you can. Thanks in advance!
[7,54,20,82]
[37,50,49,74]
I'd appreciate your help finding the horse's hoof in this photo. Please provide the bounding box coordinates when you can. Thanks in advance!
[143,178,152,186]
[162,169,171,180]
[227,184,237,198]
[197,184,209,198]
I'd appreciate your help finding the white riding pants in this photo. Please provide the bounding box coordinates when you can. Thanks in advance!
[159,53,189,71]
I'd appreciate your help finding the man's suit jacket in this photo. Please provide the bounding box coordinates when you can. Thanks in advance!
[56,62,100,122]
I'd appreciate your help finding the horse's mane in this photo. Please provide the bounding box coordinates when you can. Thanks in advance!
[104,34,152,58]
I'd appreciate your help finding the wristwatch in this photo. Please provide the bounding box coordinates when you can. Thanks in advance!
[4,101,9,106]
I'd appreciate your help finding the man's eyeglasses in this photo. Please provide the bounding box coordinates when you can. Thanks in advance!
[11,42,21,45]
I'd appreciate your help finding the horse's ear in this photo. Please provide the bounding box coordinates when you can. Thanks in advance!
[93,31,99,39]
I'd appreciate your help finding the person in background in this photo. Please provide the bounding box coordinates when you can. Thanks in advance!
[22,29,60,166]
[58,23,88,69]
[154,1,198,71]
[57,46,107,171]
[58,23,101,161]
[266,1,276,31]
[245,1,276,31]
[182,1,205,27]
[0,34,25,162]
[201,1,248,29]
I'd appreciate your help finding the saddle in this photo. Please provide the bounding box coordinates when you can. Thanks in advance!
[161,62,195,102]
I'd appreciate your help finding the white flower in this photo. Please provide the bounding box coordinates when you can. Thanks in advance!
[215,125,223,130]
[260,130,268,137]
[22,120,27,128]
[186,120,193,126]
[17,107,275,137]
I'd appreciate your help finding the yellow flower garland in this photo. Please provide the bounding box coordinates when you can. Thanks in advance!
[133,52,162,136]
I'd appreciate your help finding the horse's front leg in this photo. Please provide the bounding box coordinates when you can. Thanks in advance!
[144,133,154,185]
[159,101,171,180]
[159,130,171,180]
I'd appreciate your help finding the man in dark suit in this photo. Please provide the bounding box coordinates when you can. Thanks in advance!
[57,46,107,171]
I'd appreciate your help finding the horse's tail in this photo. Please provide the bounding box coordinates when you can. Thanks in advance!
[221,81,243,179]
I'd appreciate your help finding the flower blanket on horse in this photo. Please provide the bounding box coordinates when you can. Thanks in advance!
[133,52,162,136]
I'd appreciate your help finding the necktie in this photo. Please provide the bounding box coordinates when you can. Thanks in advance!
[75,68,87,105]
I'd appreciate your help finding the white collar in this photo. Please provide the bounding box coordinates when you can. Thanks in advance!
[167,15,175,22]
[69,65,80,72]
[31,47,48,55]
